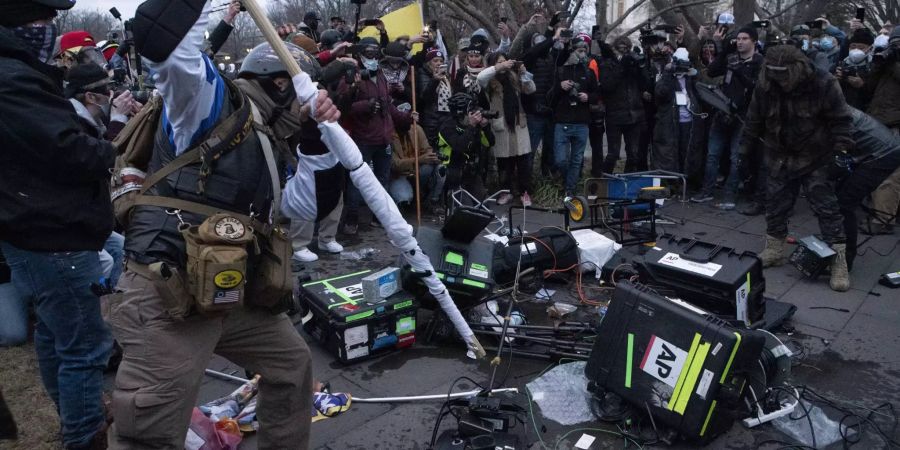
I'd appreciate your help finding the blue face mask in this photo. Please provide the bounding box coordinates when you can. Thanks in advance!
[801,39,810,51]
[819,38,835,51]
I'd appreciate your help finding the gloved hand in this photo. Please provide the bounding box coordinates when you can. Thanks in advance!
[369,98,383,114]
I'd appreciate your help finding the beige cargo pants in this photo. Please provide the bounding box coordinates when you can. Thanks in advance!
[103,270,312,449]
[871,165,900,227]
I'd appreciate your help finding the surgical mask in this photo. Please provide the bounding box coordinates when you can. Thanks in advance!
[819,38,835,51]
[801,39,810,51]
[13,23,58,64]
[532,35,547,46]
[362,57,379,72]
[848,49,868,64]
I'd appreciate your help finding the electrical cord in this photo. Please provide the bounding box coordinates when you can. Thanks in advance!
[428,376,487,448]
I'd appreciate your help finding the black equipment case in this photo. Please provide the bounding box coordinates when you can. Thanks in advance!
[492,227,579,284]
[634,234,765,326]
[403,226,496,306]
[299,269,418,363]
[585,281,765,443]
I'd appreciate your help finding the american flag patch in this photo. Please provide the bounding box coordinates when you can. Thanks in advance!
[214,290,240,304]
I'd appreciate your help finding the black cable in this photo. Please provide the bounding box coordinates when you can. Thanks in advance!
[429,376,487,448]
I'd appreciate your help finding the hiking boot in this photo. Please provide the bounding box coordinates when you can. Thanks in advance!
[738,201,764,216]
[829,243,850,292]
[759,235,788,268]
[690,193,714,203]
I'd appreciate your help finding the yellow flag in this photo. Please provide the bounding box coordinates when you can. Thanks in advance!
[357,2,426,53]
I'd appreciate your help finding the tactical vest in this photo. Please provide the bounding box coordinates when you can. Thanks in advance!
[125,84,271,268]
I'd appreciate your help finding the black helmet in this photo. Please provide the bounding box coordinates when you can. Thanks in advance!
[320,29,343,50]
[448,93,475,118]
[240,42,322,81]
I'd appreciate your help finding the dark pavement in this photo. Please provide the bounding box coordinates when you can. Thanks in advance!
[176,192,899,450]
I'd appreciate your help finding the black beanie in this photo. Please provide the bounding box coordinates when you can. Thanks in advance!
[0,2,58,27]
[737,26,759,42]
[849,28,875,46]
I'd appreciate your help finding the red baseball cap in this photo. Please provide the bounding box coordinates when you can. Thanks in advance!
[58,31,95,57]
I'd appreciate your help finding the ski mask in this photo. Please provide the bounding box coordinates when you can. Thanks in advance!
[13,22,58,64]
[848,49,868,64]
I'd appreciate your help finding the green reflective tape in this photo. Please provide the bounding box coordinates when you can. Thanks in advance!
[303,270,371,287]
[625,333,634,388]
[462,279,486,288]
[700,400,717,436]
[346,310,374,322]
[436,272,445,280]
[471,263,487,271]
[396,317,416,334]
[720,332,742,384]
[323,281,358,308]
[445,251,464,266]
[393,300,413,310]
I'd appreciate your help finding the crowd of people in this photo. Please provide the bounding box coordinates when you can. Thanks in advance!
[1,0,899,448]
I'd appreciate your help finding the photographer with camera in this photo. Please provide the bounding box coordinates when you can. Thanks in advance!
[478,53,536,206]
[652,48,705,179]
[65,63,143,141]
[549,34,598,198]
[599,36,648,174]
[518,13,561,176]
[837,28,876,110]
[438,93,495,201]
[389,113,445,212]
[692,26,764,212]
[340,36,414,234]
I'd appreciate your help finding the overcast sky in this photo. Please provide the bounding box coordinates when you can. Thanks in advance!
[74,0,272,19]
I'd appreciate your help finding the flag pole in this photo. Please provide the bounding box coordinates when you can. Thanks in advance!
[411,64,421,229]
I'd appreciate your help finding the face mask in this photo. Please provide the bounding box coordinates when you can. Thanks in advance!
[532,35,547,46]
[848,49,867,64]
[13,23,58,64]
[819,38,835,51]
[801,39,810,51]
[362,57,379,72]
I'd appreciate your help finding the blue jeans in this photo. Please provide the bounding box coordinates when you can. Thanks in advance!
[99,232,124,287]
[554,123,589,193]
[527,114,556,175]
[388,163,446,204]
[345,144,393,223]
[0,242,112,448]
[701,116,743,201]
[0,282,28,346]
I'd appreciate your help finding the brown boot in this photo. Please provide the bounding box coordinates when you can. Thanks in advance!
[829,243,850,292]
[758,235,788,268]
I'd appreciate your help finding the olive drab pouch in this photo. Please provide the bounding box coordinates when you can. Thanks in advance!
[147,262,194,319]
[245,225,293,312]
[181,213,255,315]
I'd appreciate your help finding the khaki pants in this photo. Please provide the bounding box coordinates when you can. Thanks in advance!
[871,165,900,226]
[103,270,312,449]
[289,198,342,251]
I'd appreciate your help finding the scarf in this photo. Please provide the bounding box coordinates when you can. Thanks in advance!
[491,72,521,129]
[436,78,452,113]
[462,66,484,95]
[235,78,303,158]
[13,23,57,64]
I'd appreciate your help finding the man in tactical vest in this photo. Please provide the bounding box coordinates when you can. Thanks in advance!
[107,1,339,447]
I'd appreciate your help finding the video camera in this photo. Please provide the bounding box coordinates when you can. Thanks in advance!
[473,107,500,120]
[567,81,581,105]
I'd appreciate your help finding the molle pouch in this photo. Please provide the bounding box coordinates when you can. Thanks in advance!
[182,214,254,316]
[147,262,194,320]
[245,225,293,312]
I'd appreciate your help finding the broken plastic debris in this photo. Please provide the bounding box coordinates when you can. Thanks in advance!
[526,361,595,425]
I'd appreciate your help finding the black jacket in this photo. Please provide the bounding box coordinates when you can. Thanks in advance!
[521,31,556,115]
[707,51,763,117]
[548,61,599,124]
[0,27,115,252]
[599,53,647,125]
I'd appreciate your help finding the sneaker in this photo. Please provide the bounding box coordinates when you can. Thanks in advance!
[715,202,736,211]
[292,247,319,262]
[690,193,714,203]
[318,240,344,254]
[738,201,764,216]
[521,192,533,207]
[342,222,358,235]
[497,193,513,205]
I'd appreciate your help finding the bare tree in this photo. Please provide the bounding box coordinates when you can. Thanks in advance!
[56,8,118,41]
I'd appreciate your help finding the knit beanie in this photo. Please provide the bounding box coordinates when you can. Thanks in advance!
[0,2,58,27]
[849,28,875,46]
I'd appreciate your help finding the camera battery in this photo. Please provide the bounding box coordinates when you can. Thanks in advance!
[789,236,835,278]
[362,267,400,302]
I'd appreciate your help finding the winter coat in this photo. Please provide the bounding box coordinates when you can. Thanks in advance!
[477,66,535,158]
[0,27,115,252]
[741,66,854,176]
[416,65,452,144]
[548,60,599,125]
[391,124,434,176]
[341,69,412,146]
[706,51,764,117]
[599,54,646,125]
[520,31,556,116]
[651,71,706,175]
[867,60,900,129]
